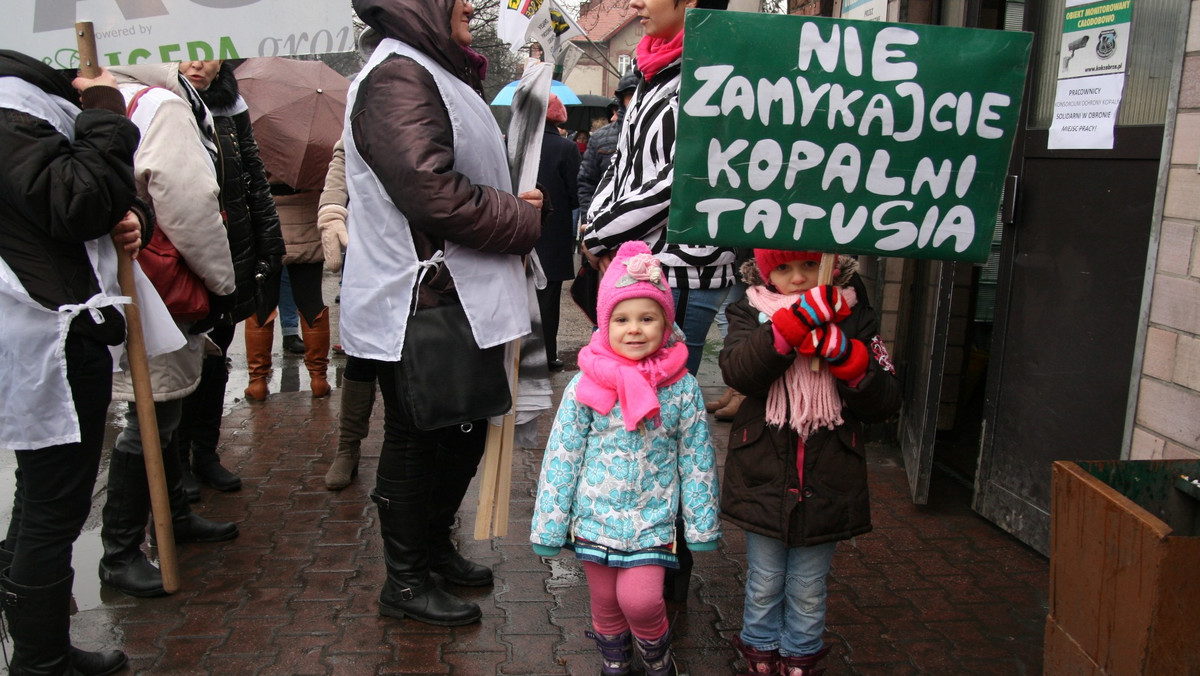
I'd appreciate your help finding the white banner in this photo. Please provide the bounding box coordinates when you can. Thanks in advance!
[1048,73,1124,149]
[527,0,584,64]
[498,0,583,62]
[3,0,355,69]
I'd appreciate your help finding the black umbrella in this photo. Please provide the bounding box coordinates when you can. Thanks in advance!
[566,93,615,133]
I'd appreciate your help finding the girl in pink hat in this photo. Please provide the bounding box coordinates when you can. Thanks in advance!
[719,250,902,676]
[531,240,721,676]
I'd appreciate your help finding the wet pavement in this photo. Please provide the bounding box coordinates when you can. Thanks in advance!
[1,276,1049,674]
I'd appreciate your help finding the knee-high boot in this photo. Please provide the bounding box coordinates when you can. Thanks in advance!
[301,307,331,398]
[184,354,241,492]
[98,451,164,598]
[427,443,492,587]
[153,447,238,545]
[323,378,375,490]
[372,475,481,626]
[0,545,126,676]
[243,311,276,401]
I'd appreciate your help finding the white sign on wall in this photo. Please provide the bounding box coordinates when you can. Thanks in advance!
[841,0,888,22]
[1048,0,1132,150]
[3,0,355,69]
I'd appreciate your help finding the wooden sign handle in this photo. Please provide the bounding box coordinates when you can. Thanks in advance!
[76,20,179,593]
[811,253,837,372]
[75,22,100,77]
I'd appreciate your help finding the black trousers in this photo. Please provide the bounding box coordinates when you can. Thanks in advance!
[535,280,563,360]
[5,334,112,586]
[256,261,325,325]
[374,360,488,482]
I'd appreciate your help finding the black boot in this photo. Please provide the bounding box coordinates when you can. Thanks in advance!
[2,569,127,676]
[1,547,127,676]
[428,440,492,587]
[154,447,238,545]
[98,451,165,598]
[373,476,481,626]
[183,355,241,492]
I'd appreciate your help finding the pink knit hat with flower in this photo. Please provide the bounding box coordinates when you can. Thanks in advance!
[755,248,822,279]
[546,94,568,125]
[596,241,675,331]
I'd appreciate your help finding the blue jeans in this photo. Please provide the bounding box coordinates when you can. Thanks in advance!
[740,531,836,657]
[715,280,747,339]
[671,286,730,376]
[278,266,300,336]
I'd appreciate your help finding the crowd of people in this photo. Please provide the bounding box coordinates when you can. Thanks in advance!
[0,0,902,675]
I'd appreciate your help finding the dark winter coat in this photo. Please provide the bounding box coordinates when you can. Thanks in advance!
[535,122,580,281]
[351,0,544,307]
[0,49,142,345]
[197,63,286,323]
[576,109,621,216]
[719,260,902,547]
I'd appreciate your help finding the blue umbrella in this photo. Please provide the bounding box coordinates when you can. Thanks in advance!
[490,79,581,106]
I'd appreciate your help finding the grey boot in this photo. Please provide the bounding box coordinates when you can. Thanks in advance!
[324,377,375,490]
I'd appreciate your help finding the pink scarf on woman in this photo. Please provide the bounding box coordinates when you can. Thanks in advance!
[635,31,685,82]
[745,284,857,437]
[575,330,690,431]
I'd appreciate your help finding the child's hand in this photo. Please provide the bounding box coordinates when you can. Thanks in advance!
[793,285,853,329]
[799,324,869,381]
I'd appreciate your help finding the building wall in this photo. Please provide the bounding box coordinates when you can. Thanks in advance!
[1131,0,1200,461]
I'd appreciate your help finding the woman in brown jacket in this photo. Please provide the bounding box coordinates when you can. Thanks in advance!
[342,0,545,627]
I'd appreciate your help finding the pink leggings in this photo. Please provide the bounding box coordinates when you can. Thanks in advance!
[584,562,669,639]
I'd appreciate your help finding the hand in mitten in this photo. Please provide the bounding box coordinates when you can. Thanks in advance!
[794,285,852,329]
[317,204,349,272]
[799,323,869,381]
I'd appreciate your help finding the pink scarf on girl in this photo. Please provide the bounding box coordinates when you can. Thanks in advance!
[745,284,858,437]
[575,330,689,431]
[635,31,685,82]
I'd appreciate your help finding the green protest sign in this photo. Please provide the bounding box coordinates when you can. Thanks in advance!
[669,12,1032,263]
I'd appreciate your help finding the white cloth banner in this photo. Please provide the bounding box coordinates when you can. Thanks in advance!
[498,0,584,63]
[3,1,355,69]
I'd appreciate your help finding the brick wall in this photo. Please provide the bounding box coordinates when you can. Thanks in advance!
[1132,0,1200,460]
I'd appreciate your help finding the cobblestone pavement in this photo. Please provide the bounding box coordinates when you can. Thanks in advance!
[3,283,1049,675]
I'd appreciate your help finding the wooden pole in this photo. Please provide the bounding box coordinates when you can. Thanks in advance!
[76,21,179,593]
[811,253,837,372]
[474,340,521,539]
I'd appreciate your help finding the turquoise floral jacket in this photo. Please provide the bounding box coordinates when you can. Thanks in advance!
[531,373,721,553]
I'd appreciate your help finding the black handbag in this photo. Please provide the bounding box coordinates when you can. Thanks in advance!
[398,302,512,431]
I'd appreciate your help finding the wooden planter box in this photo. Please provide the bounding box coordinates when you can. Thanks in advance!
[1045,460,1200,675]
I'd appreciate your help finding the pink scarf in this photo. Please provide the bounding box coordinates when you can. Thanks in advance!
[575,330,689,431]
[635,31,684,82]
[745,285,857,437]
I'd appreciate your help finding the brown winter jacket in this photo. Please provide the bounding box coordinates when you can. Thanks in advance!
[718,259,902,547]
[350,0,544,307]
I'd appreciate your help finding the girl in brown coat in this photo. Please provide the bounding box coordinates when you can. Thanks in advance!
[719,250,901,676]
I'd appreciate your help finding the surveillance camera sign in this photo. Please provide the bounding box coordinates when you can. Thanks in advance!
[668,12,1032,263]
[1048,0,1132,149]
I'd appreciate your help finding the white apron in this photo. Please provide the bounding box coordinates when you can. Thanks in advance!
[0,77,183,450]
[339,38,529,361]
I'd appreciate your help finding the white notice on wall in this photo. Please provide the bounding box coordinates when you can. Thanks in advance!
[1048,73,1124,150]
